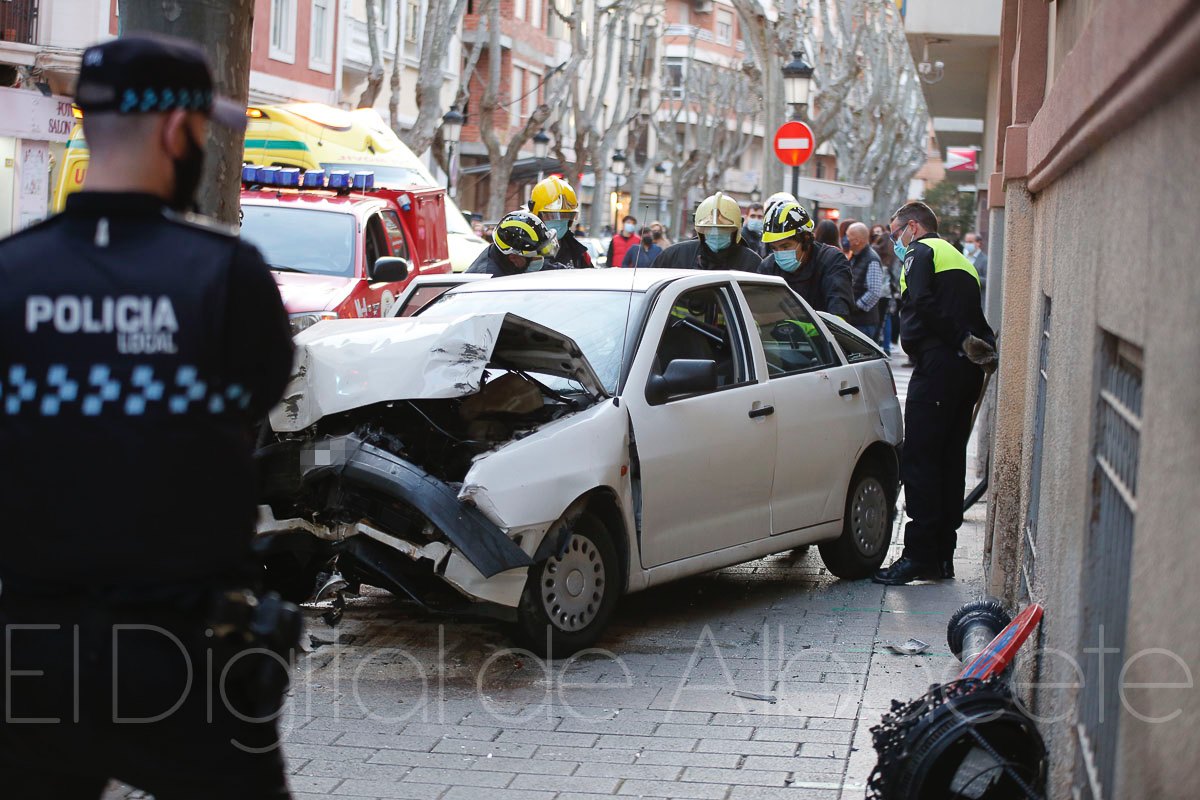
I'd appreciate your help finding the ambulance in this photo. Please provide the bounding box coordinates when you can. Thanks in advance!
[51,102,488,271]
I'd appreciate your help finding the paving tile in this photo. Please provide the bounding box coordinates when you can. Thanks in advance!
[616,778,730,798]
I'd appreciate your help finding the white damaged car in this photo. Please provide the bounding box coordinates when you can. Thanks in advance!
[255,269,903,654]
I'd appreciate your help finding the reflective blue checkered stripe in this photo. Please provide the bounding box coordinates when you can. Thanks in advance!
[3,364,250,417]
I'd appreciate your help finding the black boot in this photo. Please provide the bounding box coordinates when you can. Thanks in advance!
[872,556,942,585]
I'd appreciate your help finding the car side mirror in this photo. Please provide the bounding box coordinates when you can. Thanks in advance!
[372,256,410,283]
[646,358,718,405]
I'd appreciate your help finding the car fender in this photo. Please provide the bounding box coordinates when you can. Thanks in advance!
[459,398,634,558]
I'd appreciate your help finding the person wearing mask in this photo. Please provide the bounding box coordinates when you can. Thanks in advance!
[963,231,988,296]
[466,209,564,276]
[872,229,901,356]
[528,175,592,269]
[740,202,766,256]
[651,192,763,271]
[649,220,672,247]
[0,35,296,796]
[873,201,997,586]
[758,201,854,316]
[838,218,858,258]
[845,222,886,340]
[622,226,663,268]
[814,218,840,248]
[606,214,641,268]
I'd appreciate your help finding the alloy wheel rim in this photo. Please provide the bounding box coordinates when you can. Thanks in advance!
[540,534,605,632]
[852,477,889,556]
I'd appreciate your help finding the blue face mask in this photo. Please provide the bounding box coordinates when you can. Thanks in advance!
[623,222,637,235]
[892,225,911,261]
[705,232,732,252]
[746,219,764,234]
[526,258,544,272]
[775,249,800,272]
[546,219,570,239]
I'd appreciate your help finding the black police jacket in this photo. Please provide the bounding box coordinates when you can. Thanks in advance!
[0,192,294,595]
[650,238,762,271]
[758,242,854,317]
[556,233,594,269]
[465,243,566,276]
[899,233,995,354]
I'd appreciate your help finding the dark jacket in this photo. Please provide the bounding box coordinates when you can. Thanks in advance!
[621,241,663,268]
[758,242,854,317]
[0,192,294,594]
[651,238,762,271]
[740,225,765,257]
[557,232,594,270]
[899,233,995,354]
[847,245,883,328]
[465,243,566,276]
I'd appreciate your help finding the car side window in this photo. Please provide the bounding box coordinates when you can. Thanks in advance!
[740,283,837,377]
[828,324,885,363]
[652,284,750,390]
[380,210,410,261]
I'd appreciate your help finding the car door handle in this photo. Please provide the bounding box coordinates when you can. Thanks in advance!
[748,405,775,419]
[838,385,861,397]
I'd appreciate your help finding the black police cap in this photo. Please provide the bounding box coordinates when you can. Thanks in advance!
[75,34,246,131]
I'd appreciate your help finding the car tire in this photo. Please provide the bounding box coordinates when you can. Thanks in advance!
[516,510,621,658]
[819,459,894,579]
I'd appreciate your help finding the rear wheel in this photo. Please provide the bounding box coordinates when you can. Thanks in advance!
[516,511,621,657]
[819,460,894,578]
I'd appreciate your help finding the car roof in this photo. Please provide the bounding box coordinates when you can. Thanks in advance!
[450,268,775,294]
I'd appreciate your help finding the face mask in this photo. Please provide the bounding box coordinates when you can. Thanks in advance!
[775,249,800,272]
[704,232,732,252]
[170,127,206,212]
[623,222,636,235]
[841,236,851,251]
[526,258,544,272]
[546,219,570,239]
[892,226,911,261]
[964,243,978,256]
[746,218,764,234]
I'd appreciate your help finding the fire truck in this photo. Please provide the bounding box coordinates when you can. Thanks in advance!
[238,166,452,335]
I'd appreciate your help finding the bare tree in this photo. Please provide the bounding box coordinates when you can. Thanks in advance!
[118,0,253,224]
[396,0,471,156]
[358,0,386,109]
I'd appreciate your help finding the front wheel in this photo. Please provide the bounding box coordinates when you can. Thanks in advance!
[516,511,621,657]
[819,460,894,579]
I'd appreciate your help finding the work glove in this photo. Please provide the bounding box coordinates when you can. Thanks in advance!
[962,334,998,374]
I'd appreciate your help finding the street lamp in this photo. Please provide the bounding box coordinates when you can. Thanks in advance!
[611,150,627,232]
[441,106,465,199]
[532,129,551,183]
[749,186,762,204]
[780,49,814,201]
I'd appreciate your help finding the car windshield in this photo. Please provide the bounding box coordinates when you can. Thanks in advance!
[240,205,356,277]
[418,289,643,394]
[322,162,475,236]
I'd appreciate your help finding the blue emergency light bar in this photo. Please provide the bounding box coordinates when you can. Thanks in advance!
[241,164,258,183]
[302,169,326,188]
[327,170,352,190]
[277,167,301,187]
[352,171,375,190]
[257,166,281,185]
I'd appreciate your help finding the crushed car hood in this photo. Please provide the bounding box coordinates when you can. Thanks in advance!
[270,312,608,432]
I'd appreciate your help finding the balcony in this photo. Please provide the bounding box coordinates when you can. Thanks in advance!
[1,0,38,45]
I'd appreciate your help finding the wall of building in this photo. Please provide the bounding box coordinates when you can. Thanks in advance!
[985,1,1200,796]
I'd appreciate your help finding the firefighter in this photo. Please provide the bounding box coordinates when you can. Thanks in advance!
[0,34,296,797]
[873,201,997,585]
[651,192,762,271]
[466,209,564,276]
[529,175,593,269]
[757,200,854,316]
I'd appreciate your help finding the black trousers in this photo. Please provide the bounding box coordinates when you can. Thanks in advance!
[0,596,291,799]
[900,344,985,563]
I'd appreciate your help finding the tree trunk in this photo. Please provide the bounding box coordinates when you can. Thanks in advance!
[118,0,253,225]
[387,0,402,130]
[358,0,385,109]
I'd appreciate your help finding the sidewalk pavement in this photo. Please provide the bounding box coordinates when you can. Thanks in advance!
[104,353,989,800]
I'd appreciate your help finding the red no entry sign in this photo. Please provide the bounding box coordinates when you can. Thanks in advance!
[773,121,815,167]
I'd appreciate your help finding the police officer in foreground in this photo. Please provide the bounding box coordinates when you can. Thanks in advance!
[529,175,592,269]
[0,35,295,797]
[466,208,564,276]
[651,192,762,271]
[758,200,854,316]
[873,201,997,586]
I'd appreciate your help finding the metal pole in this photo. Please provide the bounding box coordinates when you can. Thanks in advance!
[447,143,455,199]
[791,164,799,201]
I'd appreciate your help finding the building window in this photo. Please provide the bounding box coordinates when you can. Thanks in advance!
[1074,332,1143,800]
[515,0,526,21]
[309,0,334,70]
[716,9,733,45]
[664,57,685,99]
[405,0,420,43]
[269,0,296,63]
[530,0,541,28]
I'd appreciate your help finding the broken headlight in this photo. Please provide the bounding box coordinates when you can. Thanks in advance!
[289,311,338,336]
